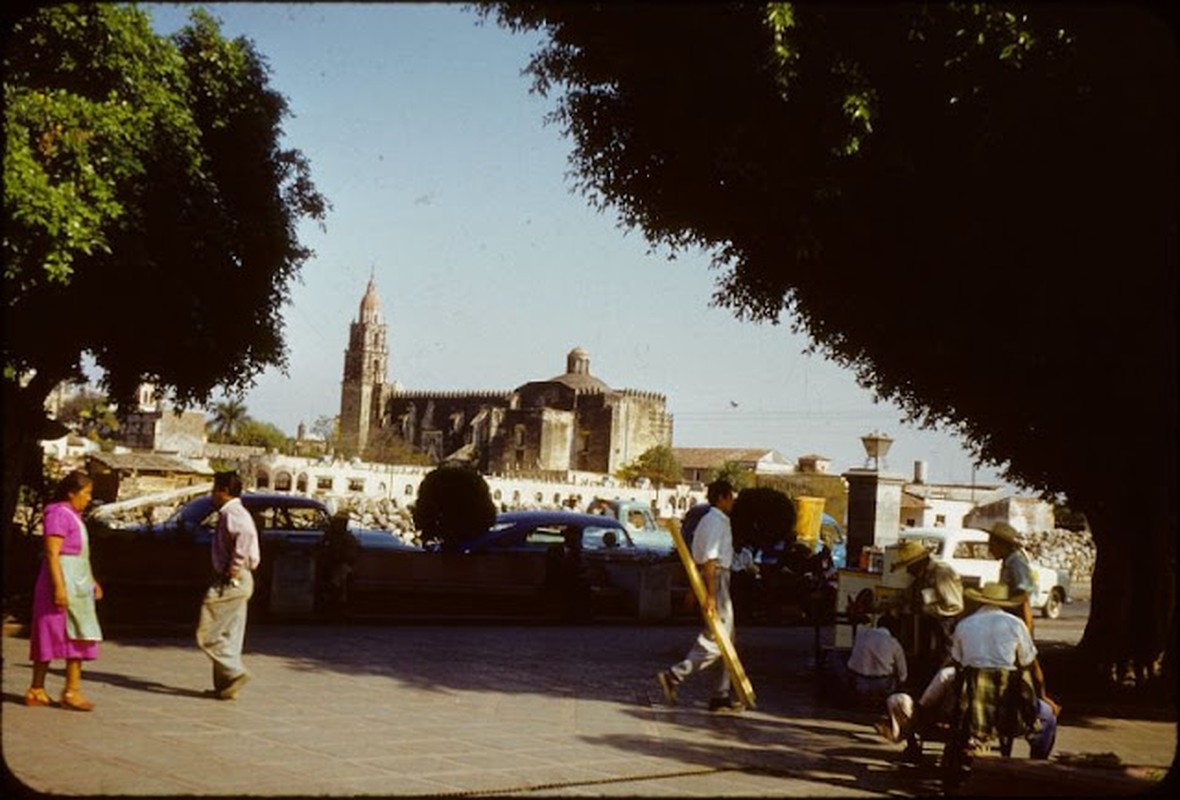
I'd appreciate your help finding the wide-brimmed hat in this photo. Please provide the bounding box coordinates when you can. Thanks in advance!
[890,540,932,571]
[986,521,1021,547]
[964,581,1027,607]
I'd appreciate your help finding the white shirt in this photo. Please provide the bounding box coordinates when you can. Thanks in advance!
[731,546,757,573]
[690,506,733,569]
[951,605,1038,669]
[847,626,908,682]
[213,497,261,574]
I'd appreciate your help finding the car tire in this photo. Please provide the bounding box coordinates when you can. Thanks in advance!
[1041,591,1062,620]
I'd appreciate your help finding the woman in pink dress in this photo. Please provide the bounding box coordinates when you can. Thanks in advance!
[26,469,104,711]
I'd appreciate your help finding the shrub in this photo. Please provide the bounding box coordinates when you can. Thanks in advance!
[730,487,796,552]
[412,467,496,551]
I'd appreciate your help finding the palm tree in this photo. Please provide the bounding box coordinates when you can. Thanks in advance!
[209,398,249,443]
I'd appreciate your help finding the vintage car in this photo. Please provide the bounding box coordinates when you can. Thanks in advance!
[348,510,677,620]
[585,498,674,554]
[90,492,332,620]
[896,527,1070,619]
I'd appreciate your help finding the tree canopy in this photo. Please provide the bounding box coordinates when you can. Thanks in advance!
[730,486,797,553]
[481,3,1177,689]
[713,460,755,491]
[412,466,497,551]
[617,444,682,487]
[3,4,327,527]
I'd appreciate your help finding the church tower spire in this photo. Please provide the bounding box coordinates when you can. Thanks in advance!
[339,276,389,457]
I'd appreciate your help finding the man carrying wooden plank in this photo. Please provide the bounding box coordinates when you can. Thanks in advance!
[657,479,746,712]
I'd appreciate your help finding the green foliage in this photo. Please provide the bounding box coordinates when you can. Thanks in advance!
[233,418,290,452]
[481,2,1176,674]
[481,2,1173,503]
[729,486,797,552]
[3,4,328,406]
[310,414,339,446]
[2,3,327,539]
[412,467,497,551]
[207,398,248,442]
[55,387,119,443]
[617,445,682,486]
[363,425,433,466]
[712,460,754,491]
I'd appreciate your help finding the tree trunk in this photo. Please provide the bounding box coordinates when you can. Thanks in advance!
[1077,499,1176,693]
[2,373,57,537]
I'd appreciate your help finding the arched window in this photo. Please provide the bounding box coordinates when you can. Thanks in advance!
[274,472,292,492]
[256,471,270,489]
[512,490,521,504]
[553,493,561,505]
[493,489,502,501]
[535,491,543,502]
[405,484,415,496]
[296,473,308,493]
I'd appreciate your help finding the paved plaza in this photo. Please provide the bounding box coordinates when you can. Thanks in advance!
[3,620,1175,796]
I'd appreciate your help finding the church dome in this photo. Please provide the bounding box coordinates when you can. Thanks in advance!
[548,346,610,393]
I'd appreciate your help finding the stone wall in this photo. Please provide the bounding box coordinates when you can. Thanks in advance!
[1021,528,1096,580]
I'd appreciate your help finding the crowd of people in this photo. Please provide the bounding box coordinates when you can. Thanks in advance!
[21,469,1060,792]
[832,521,1061,783]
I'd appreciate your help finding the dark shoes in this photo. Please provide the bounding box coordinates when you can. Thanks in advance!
[217,672,252,700]
[708,694,745,713]
[656,671,678,705]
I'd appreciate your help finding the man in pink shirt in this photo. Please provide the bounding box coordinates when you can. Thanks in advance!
[196,471,260,700]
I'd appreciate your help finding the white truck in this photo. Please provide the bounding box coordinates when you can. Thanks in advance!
[892,527,1070,619]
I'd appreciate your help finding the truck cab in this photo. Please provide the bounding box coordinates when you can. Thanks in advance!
[586,498,672,553]
[896,527,1070,619]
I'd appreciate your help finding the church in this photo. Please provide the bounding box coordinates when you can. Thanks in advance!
[338,279,673,476]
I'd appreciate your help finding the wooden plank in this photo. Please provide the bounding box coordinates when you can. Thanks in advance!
[668,524,756,708]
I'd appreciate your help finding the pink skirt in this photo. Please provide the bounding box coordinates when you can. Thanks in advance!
[29,563,99,662]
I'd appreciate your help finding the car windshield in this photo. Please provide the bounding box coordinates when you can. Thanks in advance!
[166,496,214,527]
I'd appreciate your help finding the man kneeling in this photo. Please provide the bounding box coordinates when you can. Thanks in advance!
[879,582,1057,762]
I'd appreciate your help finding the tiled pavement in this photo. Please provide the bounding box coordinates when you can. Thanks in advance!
[3,622,1175,796]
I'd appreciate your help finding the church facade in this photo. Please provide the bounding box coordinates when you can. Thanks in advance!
[338,280,673,476]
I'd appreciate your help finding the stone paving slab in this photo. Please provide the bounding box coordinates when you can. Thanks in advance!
[4,623,1175,796]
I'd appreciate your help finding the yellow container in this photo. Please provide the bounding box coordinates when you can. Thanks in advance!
[793,495,825,547]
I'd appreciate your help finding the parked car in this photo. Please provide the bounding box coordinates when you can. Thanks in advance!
[896,527,1070,619]
[349,510,675,620]
[585,498,674,554]
[90,492,332,619]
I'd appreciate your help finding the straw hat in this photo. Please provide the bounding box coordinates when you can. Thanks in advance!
[964,581,1027,607]
[987,521,1021,547]
[890,540,932,571]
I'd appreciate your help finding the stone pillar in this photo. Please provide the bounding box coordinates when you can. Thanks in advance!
[842,468,907,567]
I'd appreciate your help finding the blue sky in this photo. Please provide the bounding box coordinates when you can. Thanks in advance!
[140,2,1011,488]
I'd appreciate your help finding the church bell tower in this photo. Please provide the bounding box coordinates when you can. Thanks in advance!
[339,276,388,457]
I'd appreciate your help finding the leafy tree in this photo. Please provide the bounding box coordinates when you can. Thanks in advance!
[482,3,1176,689]
[233,418,290,452]
[617,444,682,487]
[208,398,249,443]
[412,466,497,552]
[712,460,754,491]
[730,486,797,553]
[363,424,433,466]
[2,5,328,533]
[56,388,119,444]
[310,414,339,450]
